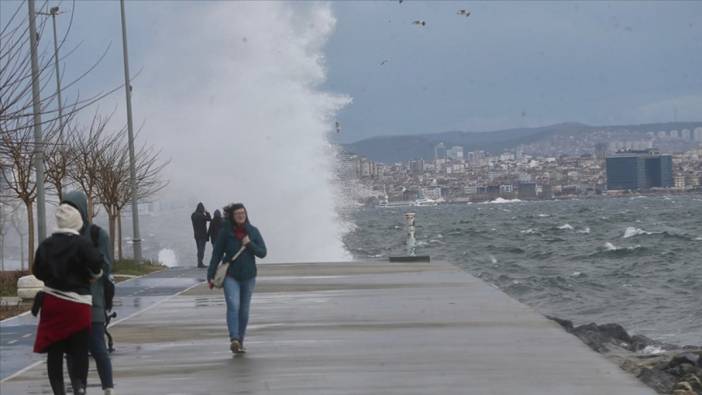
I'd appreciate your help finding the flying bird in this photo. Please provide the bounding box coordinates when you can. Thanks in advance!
[335,121,342,134]
[380,60,389,66]
[457,9,471,17]
[412,20,426,26]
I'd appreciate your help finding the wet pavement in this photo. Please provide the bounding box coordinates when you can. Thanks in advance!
[1,261,656,394]
[0,267,205,381]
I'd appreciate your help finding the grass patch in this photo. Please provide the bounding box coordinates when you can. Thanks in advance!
[0,302,31,321]
[0,270,29,298]
[112,259,166,276]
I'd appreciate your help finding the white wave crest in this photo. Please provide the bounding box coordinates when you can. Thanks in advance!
[483,198,523,204]
[623,227,653,239]
[538,213,550,217]
[558,224,574,230]
[604,242,618,251]
[641,345,665,355]
[521,228,536,234]
[577,227,591,234]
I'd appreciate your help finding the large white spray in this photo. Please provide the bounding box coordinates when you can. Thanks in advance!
[135,2,352,263]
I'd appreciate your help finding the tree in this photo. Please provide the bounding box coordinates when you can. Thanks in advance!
[0,119,38,268]
[68,111,113,220]
[95,128,169,260]
[1,1,117,266]
[44,114,78,202]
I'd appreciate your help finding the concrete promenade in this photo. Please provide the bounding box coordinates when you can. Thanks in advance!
[1,261,655,394]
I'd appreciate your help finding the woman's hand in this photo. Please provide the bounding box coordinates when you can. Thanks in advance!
[208,280,214,289]
[242,235,251,245]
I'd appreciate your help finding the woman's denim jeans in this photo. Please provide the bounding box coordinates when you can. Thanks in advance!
[223,276,256,343]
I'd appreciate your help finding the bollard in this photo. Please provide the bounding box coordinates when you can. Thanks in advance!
[389,212,430,262]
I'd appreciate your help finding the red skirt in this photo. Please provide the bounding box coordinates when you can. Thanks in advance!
[33,293,92,353]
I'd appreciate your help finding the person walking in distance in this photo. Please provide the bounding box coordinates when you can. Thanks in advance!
[191,202,211,268]
[62,191,115,395]
[32,203,104,395]
[207,203,266,354]
[208,209,223,246]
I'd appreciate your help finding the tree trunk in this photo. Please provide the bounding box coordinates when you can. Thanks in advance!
[117,210,123,261]
[26,200,34,271]
[87,194,94,220]
[108,207,117,261]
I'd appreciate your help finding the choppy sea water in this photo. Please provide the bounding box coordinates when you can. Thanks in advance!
[343,195,702,346]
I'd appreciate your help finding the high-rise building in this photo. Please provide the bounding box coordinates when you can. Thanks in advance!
[594,142,608,160]
[606,149,673,190]
[434,143,447,160]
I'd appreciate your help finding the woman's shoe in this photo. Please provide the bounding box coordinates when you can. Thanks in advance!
[230,339,241,353]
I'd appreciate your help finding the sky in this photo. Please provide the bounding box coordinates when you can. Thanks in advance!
[2,1,701,143]
[2,0,702,263]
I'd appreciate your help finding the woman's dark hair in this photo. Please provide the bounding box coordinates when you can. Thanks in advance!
[223,203,249,224]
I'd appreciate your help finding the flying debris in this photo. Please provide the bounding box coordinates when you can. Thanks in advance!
[399,0,404,3]
[457,9,471,17]
[380,60,389,66]
[335,121,341,134]
[412,20,426,27]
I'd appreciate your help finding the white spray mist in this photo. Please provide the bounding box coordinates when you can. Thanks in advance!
[132,2,352,263]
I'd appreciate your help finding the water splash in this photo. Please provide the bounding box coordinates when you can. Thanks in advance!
[135,3,352,263]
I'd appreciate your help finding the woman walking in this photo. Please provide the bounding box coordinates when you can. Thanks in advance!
[207,203,267,354]
[32,204,104,394]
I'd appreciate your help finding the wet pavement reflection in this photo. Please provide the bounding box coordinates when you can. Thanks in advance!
[0,267,205,380]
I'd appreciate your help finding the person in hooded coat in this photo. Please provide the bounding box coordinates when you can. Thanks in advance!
[33,203,103,395]
[191,202,211,268]
[62,191,115,394]
[207,203,266,354]
[207,209,223,246]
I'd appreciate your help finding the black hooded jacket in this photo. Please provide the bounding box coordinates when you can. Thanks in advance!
[33,233,103,295]
[208,209,223,243]
[191,203,211,241]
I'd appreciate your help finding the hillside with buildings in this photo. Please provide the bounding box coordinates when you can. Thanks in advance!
[339,123,702,205]
[344,122,702,163]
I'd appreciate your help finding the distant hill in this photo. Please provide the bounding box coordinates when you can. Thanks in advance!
[342,122,702,163]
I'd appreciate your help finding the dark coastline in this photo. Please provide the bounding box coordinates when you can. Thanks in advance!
[548,316,702,395]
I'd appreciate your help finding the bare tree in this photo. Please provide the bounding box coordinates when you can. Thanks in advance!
[44,114,77,201]
[9,203,27,272]
[0,119,38,268]
[68,111,113,220]
[94,128,128,258]
[95,128,169,260]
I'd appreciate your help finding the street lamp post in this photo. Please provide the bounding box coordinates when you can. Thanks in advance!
[119,0,142,262]
[37,7,64,134]
[27,0,47,243]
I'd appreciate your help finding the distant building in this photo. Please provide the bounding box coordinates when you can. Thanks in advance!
[606,149,673,190]
[517,182,537,200]
[434,143,447,160]
[447,146,464,161]
[594,142,608,160]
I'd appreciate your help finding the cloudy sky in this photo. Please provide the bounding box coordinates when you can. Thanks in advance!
[2,1,701,262]
[3,1,701,143]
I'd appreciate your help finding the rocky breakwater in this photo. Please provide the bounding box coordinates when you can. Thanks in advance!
[549,317,702,395]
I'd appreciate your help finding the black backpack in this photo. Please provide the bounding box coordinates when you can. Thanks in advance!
[90,225,115,312]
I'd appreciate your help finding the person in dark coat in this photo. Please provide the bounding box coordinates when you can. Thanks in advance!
[33,203,103,395]
[191,202,211,268]
[208,209,223,246]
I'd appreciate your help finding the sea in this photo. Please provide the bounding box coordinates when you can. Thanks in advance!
[342,194,702,346]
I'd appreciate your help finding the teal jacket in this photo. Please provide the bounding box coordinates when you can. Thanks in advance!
[62,191,113,323]
[207,220,266,282]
